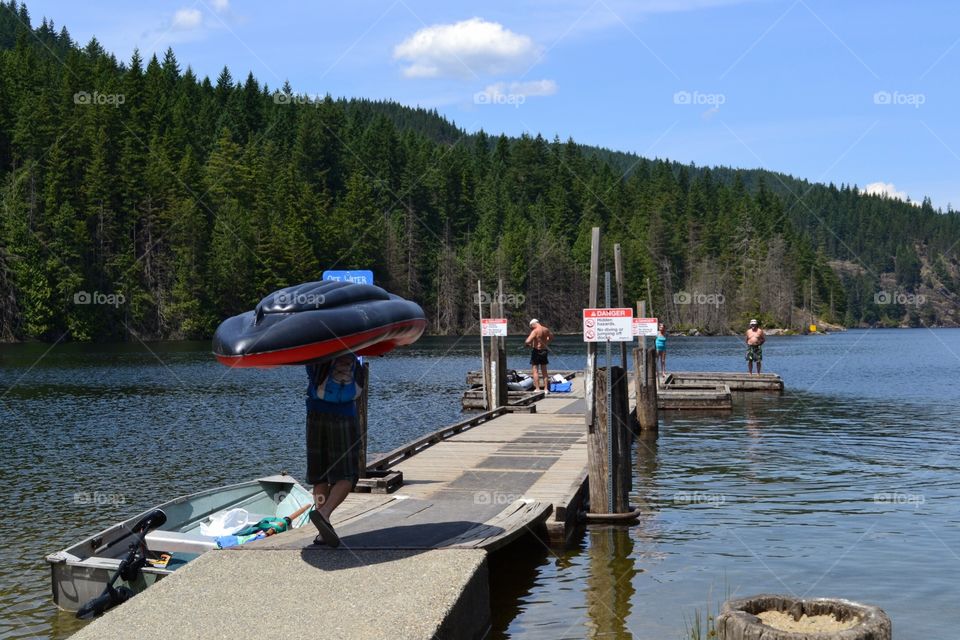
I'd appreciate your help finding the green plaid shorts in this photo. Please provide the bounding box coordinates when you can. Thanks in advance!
[746,344,763,362]
[306,410,361,487]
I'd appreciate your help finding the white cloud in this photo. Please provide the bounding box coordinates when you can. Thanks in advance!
[479,79,557,100]
[210,0,229,11]
[172,8,203,30]
[863,181,911,202]
[394,18,539,79]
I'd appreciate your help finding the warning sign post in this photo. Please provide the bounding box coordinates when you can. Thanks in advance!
[582,308,633,342]
[632,317,658,337]
[481,318,508,337]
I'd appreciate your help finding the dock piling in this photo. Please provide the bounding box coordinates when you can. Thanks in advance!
[486,280,507,409]
[589,365,631,514]
[584,228,634,517]
[634,346,659,433]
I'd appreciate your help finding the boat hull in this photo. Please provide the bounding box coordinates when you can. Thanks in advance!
[47,475,311,612]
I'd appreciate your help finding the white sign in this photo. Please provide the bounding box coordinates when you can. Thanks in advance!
[482,318,508,337]
[582,308,633,342]
[632,317,659,337]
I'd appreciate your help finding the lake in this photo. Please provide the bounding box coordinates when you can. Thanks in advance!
[1,329,957,638]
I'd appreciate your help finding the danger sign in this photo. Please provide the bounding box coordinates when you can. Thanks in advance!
[632,317,658,337]
[481,318,508,337]
[583,308,633,342]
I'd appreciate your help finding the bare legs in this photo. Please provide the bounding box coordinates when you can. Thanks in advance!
[530,364,549,391]
[312,479,352,521]
[657,350,666,373]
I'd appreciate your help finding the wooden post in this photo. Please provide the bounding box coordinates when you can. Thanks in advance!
[487,286,507,409]
[585,227,600,429]
[642,347,659,432]
[645,277,654,317]
[585,226,604,512]
[613,365,631,510]
[590,365,630,513]
[482,347,493,410]
[478,280,489,411]
[588,365,610,512]
[638,299,647,372]
[497,279,507,405]
[357,361,370,478]
[613,244,627,371]
[634,299,658,433]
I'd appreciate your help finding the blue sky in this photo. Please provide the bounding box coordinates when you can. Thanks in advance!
[24,0,960,209]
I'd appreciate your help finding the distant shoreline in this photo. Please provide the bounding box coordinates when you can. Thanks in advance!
[2,325,958,346]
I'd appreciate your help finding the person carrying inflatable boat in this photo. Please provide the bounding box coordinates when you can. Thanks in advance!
[305,354,366,547]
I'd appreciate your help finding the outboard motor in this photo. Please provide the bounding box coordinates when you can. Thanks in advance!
[76,509,167,619]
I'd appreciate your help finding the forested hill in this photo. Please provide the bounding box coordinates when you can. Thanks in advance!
[0,2,958,342]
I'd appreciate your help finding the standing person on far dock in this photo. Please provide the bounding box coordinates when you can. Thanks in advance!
[304,354,366,548]
[655,323,667,373]
[745,319,765,374]
[525,319,554,391]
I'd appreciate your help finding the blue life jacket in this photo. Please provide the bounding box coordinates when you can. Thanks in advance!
[306,358,363,416]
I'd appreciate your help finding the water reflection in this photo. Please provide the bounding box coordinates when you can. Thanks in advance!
[585,527,637,640]
[634,430,659,506]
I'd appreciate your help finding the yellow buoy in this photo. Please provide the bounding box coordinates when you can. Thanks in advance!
[809,324,817,333]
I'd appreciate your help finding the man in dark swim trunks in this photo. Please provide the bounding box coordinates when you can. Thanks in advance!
[305,354,365,547]
[525,318,553,391]
[745,319,765,374]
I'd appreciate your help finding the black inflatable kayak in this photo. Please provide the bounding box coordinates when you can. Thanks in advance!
[212,280,426,367]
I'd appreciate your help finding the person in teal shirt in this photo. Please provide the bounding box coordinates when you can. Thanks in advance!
[655,323,667,373]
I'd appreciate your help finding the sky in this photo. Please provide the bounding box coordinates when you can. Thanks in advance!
[23,0,960,210]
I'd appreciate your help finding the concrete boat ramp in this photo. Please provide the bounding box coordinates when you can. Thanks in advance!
[72,388,589,640]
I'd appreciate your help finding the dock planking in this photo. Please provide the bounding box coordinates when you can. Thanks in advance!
[663,371,784,392]
[73,378,591,640]
[657,384,733,410]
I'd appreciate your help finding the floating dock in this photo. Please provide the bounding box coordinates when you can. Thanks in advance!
[658,384,733,410]
[72,385,591,640]
[663,371,784,392]
[654,371,782,411]
[461,370,578,410]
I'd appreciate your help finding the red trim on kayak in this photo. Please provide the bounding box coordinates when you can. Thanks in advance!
[214,318,427,368]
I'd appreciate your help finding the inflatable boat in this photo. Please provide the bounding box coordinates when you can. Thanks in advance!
[507,373,536,391]
[212,280,426,367]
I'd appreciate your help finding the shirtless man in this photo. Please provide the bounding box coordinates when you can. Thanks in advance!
[525,319,554,391]
[745,319,765,374]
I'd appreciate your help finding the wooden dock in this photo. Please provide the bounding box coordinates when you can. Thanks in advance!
[654,372,782,411]
[72,382,591,640]
[663,371,784,392]
[657,384,733,410]
[461,370,578,410]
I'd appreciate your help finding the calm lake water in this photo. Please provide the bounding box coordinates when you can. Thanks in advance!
[1,329,958,639]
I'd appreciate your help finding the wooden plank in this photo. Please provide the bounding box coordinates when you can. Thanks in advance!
[366,407,509,471]
[658,384,733,410]
[437,500,553,552]
[665,371,784,392]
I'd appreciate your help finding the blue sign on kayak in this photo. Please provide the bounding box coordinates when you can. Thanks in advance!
[322,270,374,285]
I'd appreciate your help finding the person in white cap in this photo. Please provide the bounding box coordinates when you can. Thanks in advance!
[525,318,554,391]
[745,319,765,374]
